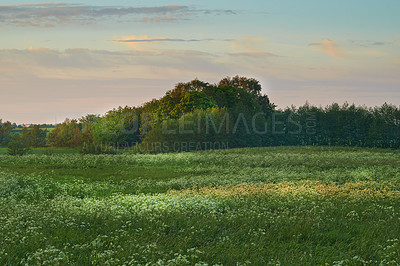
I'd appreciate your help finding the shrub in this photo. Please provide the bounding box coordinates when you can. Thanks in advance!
[7,134,30,156]
[79,142,119,155]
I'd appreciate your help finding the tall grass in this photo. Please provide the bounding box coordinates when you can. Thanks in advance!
[0,146,399,264]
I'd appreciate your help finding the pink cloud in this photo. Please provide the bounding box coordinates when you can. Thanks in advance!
[309,38,347,58]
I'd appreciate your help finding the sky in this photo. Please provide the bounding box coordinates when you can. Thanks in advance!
[0,0,399,124]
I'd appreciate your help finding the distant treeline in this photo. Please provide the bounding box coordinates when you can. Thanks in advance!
[1,76,399,152]
[0,124,49,148]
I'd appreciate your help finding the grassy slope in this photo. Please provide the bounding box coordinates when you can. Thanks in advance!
[0,146,400,264]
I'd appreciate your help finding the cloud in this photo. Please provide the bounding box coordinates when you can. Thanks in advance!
[2,3,69,7]
[139,15,178,23]
[310,38,398,59]
[309,38,348,58]
[347,40,389,47]
[229,36,281,58]
[0,47,230,81]
[231,36,262,51]
[0,3,235,27]
[0,46,236,123]
[116,37,208,43]
[114,35,231,52]
[227,52,280,58]
[371,42,386,46]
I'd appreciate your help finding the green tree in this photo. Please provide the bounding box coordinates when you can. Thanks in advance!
[218,76,275,115]
[7,133,30,156]
[47,119,83,147]
[20,125,47,147]
[79,114,100,145]
[218,75,262,95]
[169,90,217,117]
[0,120,13,147]
[141,108,232,152]
[137,76,271,150]
[92,106,140,146]
[30,125,47,147]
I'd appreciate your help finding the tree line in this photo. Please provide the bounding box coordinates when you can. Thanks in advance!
[1,76,399,153]
[0,123,48,147]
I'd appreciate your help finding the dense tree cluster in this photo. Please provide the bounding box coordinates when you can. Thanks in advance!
[39,76,275,151]
[1,121,48,151]
[21,125,47,147]
[7,133,30,156]
[1,76,399,152]
[268,102,400,148]
[0,120,13,146]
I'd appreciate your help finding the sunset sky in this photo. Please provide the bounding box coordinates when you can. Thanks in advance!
[1,0,399,124]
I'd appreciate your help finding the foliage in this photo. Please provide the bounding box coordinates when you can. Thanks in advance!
[137,77,271,150]
[47,119,83,147]
[172,90,217,117]
[141,108,232,152]
[79,114,100,145]
[268,102,400,148]
[79,142,119,155]
[0,120,13,147]
[21,125,47,147]
[92,106,140,146]
[138,76,273,134]
[7,133,30,156]
[218,75,275,115]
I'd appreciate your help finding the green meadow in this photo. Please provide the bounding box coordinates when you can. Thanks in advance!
[1,146,400,264]
[0,147,78,156]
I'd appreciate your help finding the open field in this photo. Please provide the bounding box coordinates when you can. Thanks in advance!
[1,146,400,264]
[10,128,55,135]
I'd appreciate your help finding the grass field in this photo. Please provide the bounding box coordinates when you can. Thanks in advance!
[11,128,54,133]
[0,147,78,155]
[1,146,400,264]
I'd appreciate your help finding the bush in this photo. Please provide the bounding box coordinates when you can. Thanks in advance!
[79,142,119,155]
[7,134,30,156]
